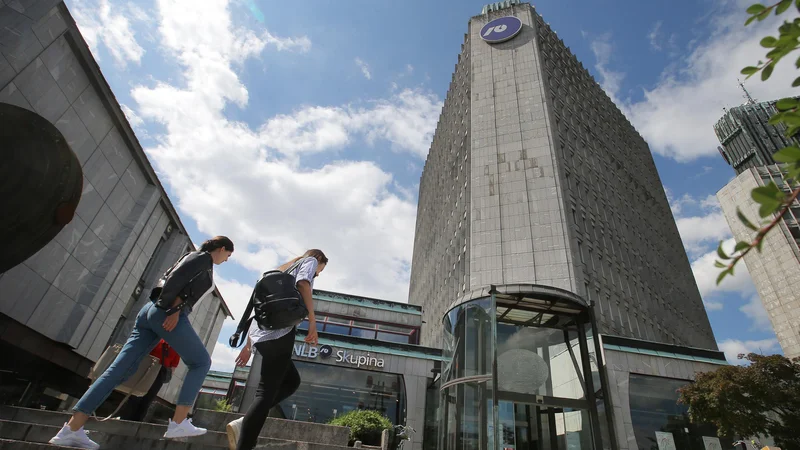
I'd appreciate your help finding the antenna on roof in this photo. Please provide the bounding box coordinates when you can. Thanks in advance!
[738,78,757,105]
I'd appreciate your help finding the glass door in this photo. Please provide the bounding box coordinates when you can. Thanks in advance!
[498,401,593,450]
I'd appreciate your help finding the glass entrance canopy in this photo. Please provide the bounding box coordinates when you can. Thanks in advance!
[438,284,608,450]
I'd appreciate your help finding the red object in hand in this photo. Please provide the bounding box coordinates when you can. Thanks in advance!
[150,339,181,368]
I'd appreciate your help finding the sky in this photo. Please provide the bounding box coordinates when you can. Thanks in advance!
[63,0,798,370]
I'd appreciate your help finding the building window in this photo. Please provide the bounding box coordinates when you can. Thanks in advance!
[278,361,406,426]
[629,374,732,449]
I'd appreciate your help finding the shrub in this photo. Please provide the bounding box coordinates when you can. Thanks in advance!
[213,398,233,412]
[328,409,393,446]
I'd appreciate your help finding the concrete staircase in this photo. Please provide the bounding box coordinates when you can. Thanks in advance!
[0,406,352,450]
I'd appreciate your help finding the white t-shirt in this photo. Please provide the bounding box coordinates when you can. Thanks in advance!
[248,257,317,345]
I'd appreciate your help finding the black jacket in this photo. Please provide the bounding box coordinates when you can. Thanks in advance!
[151,251,213,314]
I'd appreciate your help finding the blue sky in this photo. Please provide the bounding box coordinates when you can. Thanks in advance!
[65,0,798,369]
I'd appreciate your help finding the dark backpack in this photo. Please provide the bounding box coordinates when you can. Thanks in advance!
[229,258,308,347]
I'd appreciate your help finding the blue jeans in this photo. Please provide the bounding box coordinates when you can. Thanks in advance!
[73,302,212,414]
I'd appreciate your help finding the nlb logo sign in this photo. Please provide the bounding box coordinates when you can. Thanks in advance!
[480,16,522,44]
[293,343,385,368]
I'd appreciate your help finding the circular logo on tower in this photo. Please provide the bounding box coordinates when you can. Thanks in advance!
[319,345,334,359]
[480,16,523,44]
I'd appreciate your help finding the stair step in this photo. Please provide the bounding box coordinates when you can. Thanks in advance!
[192,410,350,446]
[0,419,351,450]
[0,407,349,447]
[0,438,300,450]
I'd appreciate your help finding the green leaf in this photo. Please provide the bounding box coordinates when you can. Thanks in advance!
[747,3,767,13]
[782,112,800,126]
[774,146,800,163]
[737,208,759,231]
[741,66,760,75]
[717,241,730,260]
[758,9,772,21]
[734,241,750,253]
[714,261,727,268]
[762,62,775,81]
[769,112,785,125]
[761,36,779,47]
[776,98,799,110]
[716,268,732,285]
[793,76,800,87]
[764,36,781,48]
[756,237,765,252]
[746,15,759,26]
[752,183,784,217]
[777,0,793,14]
[785,124,800,137]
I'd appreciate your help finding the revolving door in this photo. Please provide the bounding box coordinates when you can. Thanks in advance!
[438,285,610,450]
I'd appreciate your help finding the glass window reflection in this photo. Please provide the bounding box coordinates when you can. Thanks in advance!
[323,323,350,336]
[277,361,405,425]
[376,332,410,344]
[629,374,732,450]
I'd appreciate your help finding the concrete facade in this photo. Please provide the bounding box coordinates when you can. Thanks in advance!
[718,166,800,359]
[602,339,728,450]
[410,2,716,350]
[241,292,439,450]
[0,0,230,408]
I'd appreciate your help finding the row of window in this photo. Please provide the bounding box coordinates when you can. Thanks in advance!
[297,314,420,345]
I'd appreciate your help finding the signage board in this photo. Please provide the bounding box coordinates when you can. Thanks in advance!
[702,437,722,450]
[293,343,385,368]
[655,432,676,450]
[480,16,523,44]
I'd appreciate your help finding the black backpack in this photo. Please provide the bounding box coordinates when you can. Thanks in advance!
[229,258,308,347]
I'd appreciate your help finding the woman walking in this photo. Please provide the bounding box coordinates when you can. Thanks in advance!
[227,249,328,450]
[49,236,234,449]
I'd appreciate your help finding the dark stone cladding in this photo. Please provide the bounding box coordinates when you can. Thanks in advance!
[533,12,716,349]
[408,33,472,347]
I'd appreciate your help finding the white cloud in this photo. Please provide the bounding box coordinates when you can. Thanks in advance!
[590,0,798,162]
[739,294,771,329]
[355,58,372,80]
[648,21,663,51]
[215,275,257,322]
[258,88,442,158]
[691,237,758,310]
[719,338,780,364]
[125,2,150,22]
[210,344,240,372]
[69,0,145,67]
[129,0,434,318]
[667,192,732,256]
[120,104,150,140]
[406,64,414,74]
[590,33,625,100]
[677,211,732,255]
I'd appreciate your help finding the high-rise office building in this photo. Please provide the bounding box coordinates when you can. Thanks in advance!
[411,4,730,449]
[409,0,717,351]
[715,93,800,360]
[718,165,800,359]
[714,97,800,174]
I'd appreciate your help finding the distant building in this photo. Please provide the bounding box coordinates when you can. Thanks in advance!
[714,97,800,173]
[718,165,800,359]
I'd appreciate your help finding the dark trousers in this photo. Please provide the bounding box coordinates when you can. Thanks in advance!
[120,366,168,421]
[237,331,301,450]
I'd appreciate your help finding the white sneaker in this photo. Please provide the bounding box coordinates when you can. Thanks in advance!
[48,422,100,449]
[163,418,207,439]
[226,417,243,450]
